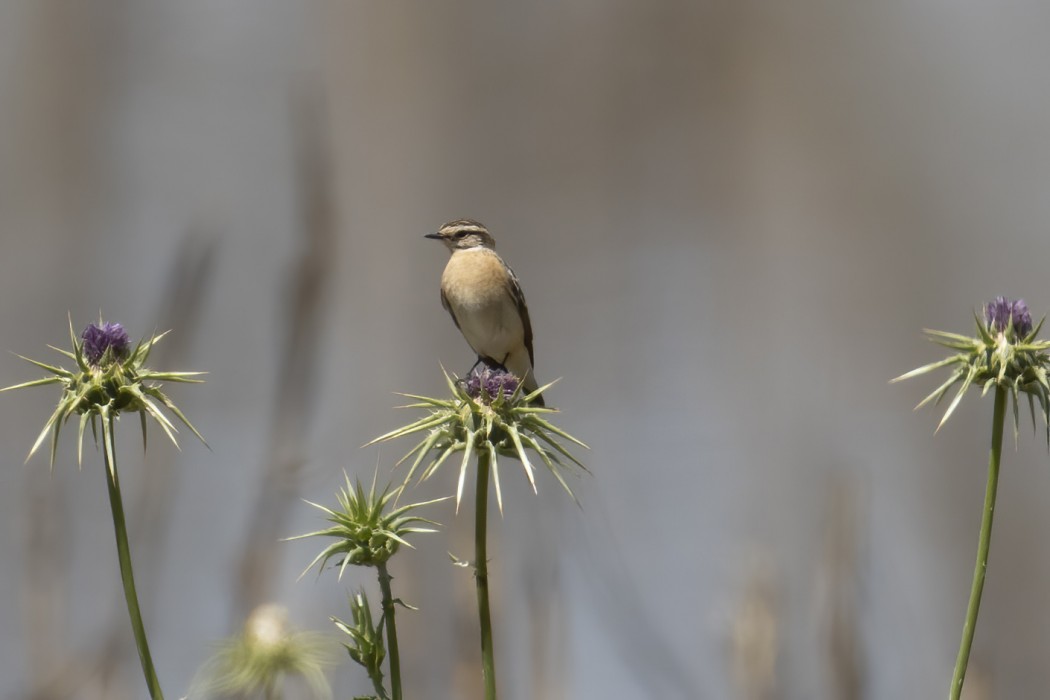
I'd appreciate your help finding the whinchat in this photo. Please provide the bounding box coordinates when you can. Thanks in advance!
[425,219,544,405]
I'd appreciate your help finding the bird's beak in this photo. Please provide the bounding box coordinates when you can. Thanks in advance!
[423,232,443,240]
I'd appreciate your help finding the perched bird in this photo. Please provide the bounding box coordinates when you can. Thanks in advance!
[425,219,544,405]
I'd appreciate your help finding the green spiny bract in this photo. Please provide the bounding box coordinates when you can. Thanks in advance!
[333,591,386,689]
[290,471,447,577]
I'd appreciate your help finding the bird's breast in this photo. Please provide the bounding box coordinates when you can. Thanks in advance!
[441,249,511,311]
[441,249,524,357]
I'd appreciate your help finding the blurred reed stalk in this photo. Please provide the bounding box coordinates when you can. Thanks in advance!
[234,88,335,618]
[728,558,779,700]
[821,477,864,700]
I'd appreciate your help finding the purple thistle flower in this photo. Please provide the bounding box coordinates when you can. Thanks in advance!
[82,322,130,366]
[984,297,1033,337]
[466,367,520,403]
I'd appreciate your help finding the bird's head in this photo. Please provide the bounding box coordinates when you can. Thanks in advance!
[425,220,496,251]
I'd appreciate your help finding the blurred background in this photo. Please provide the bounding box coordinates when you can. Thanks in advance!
[3,1,1050,698]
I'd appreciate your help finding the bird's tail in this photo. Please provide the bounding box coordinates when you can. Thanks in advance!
[501,349,544,406]
[520,369,544,407]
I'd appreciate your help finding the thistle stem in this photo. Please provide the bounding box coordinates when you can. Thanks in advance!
[949,385,1006,700]
[101,411,165,700]
[377,562,402,700]
[475,448,498,700]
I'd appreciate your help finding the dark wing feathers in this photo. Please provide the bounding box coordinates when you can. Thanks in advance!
[505,264,535,367]
[440,287,463,332]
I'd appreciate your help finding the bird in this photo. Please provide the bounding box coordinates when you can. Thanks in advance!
[425,219,544,405]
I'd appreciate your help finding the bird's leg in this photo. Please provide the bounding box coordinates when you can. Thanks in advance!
[478,355,510,373]
[474,356,509,375]
[458,356,487,391]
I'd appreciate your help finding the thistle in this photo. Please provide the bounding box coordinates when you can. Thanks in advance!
[369,367,588,514]
[3,316,206,700]
[191,603,333,700]
[894,297,1050,700]
[290,471,446,579]
[892,296,1050,437]
[369,366,587,700]
[3,315,206,470]
[290,473,446,700]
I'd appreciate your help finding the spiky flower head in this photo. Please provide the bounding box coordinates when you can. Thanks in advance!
[1,315,206,470]
[368,368,588,514]
[190,603,333,700]
[289,471,446,578]
[893,297,1050,438]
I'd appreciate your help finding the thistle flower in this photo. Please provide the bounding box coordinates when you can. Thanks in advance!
[466,367,519,403]
[191,603,333,700]
[81,321,131,366]
[369,367,588,514]
[2,315,206,469]
[289,471,446,578]
[984,296,1032,337]
[892,297,1050,437]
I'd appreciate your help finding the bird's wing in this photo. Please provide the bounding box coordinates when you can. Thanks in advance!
[505,264,535,367]
[440,287,463,332]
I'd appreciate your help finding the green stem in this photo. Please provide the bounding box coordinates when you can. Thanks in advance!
[377,562,402,700]
[475,448,498,700]
[101,410,165,700]
[949,386,1006,700]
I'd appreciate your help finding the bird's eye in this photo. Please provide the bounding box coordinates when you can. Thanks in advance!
[453,231,468,239]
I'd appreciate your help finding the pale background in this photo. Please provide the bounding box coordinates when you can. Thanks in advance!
[2,2,1050,699]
